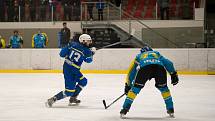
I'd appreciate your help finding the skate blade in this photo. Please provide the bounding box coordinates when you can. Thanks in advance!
[168,113,175,118]
[68,103,80,106]
[120,114,126,119]
[45,102,52,108]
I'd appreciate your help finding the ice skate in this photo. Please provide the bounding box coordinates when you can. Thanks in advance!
[68,96,81,106]
[45,97,56,108]
[167,108,175,118]
[120,109,129,119]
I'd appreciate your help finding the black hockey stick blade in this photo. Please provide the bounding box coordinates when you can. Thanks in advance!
[102,100,107,109]
[102,93,126,110]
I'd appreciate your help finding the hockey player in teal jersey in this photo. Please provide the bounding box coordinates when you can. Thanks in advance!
[46,34,96,107]
[120,46,179,118]
[32,30,48,48]
[8,30,23,48]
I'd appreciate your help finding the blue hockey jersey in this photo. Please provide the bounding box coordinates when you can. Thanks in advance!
[126,50,176,86]
[32,33,48,48]
[9,35,23,48]
[60,41,93,70]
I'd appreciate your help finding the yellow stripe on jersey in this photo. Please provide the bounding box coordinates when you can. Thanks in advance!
[1,39,6,48]
[65,89,75,92]
[140,53,148,59]
[151,52,159,58]
[140,52,159,59]
[162,91,171,99]
[72,48,84,56]
[72,63,81,69]
[80,76,84,80]
[32,34,36,48]
[42,33,48,46]
[65,59,81,69]
[127,91,137,100]
[126,59,136,85]
[143,53,148,58]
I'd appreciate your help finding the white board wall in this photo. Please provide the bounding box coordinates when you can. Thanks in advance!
[0,48,214,72]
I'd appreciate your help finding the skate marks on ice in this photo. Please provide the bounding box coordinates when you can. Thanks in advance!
[1,74,215,121]
[100,115,178,121]
[49,104,104,110]
[120,116,175,120]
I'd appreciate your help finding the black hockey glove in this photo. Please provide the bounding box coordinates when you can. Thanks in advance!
[171,72,179,86]
[124,83,131,95]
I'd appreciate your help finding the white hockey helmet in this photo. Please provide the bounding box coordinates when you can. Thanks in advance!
[79,34,92,43]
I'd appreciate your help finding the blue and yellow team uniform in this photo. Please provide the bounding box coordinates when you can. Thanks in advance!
[54,41,94,101]
[32,33,48,48]
[0,37,6,48]
[9,35,23,48]
[122,49,177,113]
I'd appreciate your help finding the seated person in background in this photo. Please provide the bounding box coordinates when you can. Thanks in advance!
[32,30,48,48]
[8,30,23,48]
[0,35,6,48]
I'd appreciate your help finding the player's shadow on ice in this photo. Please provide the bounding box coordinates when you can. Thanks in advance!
[51,105,104,110]
[124,116,173,120]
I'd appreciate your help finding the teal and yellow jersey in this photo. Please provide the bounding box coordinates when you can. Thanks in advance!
[42,32,48,46]
[136,50,176,74]
[32,33,48,48]
[126,60,138,86]
[0,38,6,48]
[9,35,23,48]
[126,50,176,86]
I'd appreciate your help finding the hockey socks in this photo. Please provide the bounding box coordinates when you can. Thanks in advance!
[122,87,141,112]
[157,86,174,111]
[54,91,68,100]
[73,85,83,97]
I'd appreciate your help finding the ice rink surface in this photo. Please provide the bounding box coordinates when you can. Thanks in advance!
[0,73,215,121]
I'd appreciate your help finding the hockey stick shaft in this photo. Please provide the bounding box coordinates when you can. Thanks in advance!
[97,29,136,50]
[103,93,126,109]
[98,36,132,49]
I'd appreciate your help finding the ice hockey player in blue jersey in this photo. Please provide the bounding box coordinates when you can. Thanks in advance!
[120,46,179,118]
[46,34,96,107]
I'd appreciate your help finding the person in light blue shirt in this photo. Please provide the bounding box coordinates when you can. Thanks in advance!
[120,46,179,118]
[8,30,23,48]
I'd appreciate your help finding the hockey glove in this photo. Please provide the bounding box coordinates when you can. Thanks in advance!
[171,72,179,86]
[90,47,97,55]
[124,83,131,95]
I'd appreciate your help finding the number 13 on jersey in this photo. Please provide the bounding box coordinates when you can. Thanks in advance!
[69,50,81,62]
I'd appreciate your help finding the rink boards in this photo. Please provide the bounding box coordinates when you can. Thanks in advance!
[0,48,215,74]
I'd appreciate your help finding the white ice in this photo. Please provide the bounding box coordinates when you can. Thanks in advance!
[0,73,215,121]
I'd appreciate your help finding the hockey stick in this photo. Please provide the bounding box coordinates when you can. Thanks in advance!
[102,93,126,109]
[96,29,136,50]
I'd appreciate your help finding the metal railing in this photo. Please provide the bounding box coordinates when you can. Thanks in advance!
[0,1,208,48]
[0,1,199,22]
[81,2,198,48]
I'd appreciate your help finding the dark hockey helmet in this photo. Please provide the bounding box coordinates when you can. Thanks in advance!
[140,46,153,53]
